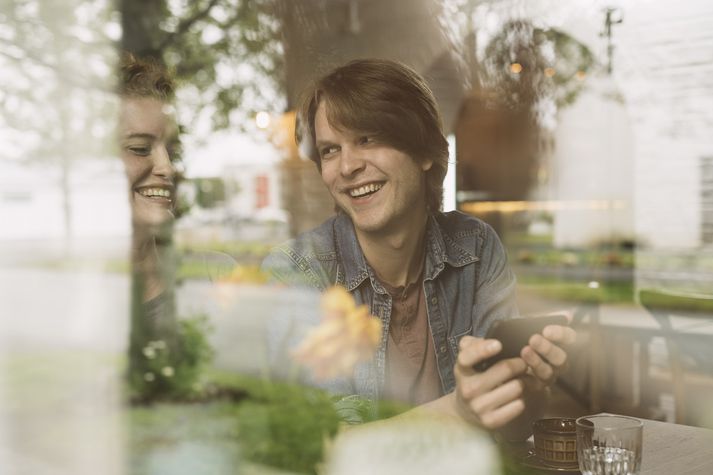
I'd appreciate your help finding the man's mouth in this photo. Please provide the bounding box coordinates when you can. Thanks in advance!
[348,182,383,198]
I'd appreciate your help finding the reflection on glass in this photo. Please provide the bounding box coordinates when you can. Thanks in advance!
[118,54,214,411]
[2,1,713,473]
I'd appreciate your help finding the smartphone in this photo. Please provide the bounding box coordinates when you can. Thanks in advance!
[473,314,568,372]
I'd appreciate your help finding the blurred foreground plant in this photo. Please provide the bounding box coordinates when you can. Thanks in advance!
[128,286,391,474]
[234,382,407,475]
[235,286,391,474]
[129,313,214,402]
[292,286,382,380]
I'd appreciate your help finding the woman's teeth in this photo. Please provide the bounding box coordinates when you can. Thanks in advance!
[140,188,171,198]
[349,183,382,198]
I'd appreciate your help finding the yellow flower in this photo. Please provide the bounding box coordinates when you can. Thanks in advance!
[293,286,382,380]
[219,265,269,284]
[321,286,356,317]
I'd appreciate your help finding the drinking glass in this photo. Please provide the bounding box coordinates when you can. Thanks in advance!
[576,415,643,475]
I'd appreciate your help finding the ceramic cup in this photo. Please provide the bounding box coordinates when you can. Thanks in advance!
[532,418,579,468]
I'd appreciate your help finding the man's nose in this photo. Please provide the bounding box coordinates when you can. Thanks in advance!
[339,146,366,177]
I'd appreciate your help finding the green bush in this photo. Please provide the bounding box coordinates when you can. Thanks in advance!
[235,382,340,474]
[231,379,409,474]
[130,314,214,402]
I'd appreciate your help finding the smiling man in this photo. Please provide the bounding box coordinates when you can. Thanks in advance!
[263,59,574,438]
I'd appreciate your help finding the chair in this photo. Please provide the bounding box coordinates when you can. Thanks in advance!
[638,289,713,425]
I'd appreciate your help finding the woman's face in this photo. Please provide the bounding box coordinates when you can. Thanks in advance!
[119,97,179,231]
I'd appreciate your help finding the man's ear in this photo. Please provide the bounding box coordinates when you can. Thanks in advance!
[421,159,433,171]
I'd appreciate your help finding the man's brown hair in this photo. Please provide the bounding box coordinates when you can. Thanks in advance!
[297,59,449,211]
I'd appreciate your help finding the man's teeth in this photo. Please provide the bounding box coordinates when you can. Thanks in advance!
[140,188,171,198]
[349,183,382,198]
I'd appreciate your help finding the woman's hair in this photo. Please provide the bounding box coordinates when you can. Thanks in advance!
[118,52,175,101]
[297,59,449,211]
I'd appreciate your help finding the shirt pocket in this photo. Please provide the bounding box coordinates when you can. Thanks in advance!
[448,324,474,359]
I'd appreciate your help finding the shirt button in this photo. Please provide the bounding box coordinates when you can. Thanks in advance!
[431,297,438,305]
[439,345,447,353]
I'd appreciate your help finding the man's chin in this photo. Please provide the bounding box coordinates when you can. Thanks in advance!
[348,212,387,235]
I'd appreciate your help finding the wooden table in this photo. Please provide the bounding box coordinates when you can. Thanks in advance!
[504,415,713,474]
[638,417,713,474]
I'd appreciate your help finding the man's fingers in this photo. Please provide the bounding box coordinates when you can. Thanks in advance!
[542,324,577,346]
[524,326,577,384]
[477,397,526,430]
[460,356,527,397]
[467,378,525,416]
[521,345,555,383]
[457,336,502,370]
[453,338,531,430]
[529,333,567,368]
[487,356,528,383]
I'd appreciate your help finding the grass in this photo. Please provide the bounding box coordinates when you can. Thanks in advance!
[1,350,124,411]
[639,289,713,315]
[509,248,635,268]
[519,276,713,315]
[518,277,635,304]
[176,240,273,261]
[102,254,268,282]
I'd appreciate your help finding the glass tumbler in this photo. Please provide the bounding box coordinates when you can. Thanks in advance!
[576,415,643,475]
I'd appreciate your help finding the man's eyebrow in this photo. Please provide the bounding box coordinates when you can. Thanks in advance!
[315,139,336,148]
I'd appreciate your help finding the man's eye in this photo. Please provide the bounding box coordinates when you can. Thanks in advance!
[357,136,373,146]
[320,145,339,158]
[127,145,151,156]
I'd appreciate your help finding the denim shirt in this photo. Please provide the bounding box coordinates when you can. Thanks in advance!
[261,210,518,401]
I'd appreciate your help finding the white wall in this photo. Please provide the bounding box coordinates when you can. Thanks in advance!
[614,0,713,249]
[551,77,635,247]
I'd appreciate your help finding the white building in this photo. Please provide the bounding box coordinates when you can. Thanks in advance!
[613,0,713,250]
[550,76,635,248]
[178,132,288,243]
[512,0,713,252]
[0,159,131,262]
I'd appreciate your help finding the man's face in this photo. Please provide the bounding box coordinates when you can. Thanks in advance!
[119,97,178,231]
[315,101,432,235]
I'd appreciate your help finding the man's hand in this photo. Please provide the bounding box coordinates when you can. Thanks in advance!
[520,324,577,388]
[453,336,529,430]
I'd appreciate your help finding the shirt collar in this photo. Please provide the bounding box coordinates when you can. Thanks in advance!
[334,212,478,291]
[423,214,478,281]
[334,213,370,291]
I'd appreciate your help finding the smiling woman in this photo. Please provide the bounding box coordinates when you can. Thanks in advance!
[119,54,179,240]
[120,97,177,232]
[118,54,197,402]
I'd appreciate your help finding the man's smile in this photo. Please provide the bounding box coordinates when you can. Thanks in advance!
[344,181,385,199]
